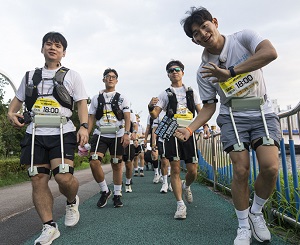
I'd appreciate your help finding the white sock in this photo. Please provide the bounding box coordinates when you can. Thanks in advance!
[163,175,168,184]
[177,200,185,206]
[114,185,122,196]
[251,193,267,214]
[134,168,138,171]
[154,168,159,175]
[126,178,131,185]
[168,166,171,175]
[235,208,250,229]
[99,180,108,193]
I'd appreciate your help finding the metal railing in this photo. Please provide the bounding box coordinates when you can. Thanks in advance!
[196,102,300,228]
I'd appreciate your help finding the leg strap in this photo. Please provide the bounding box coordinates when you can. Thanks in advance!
[27,166,52,177]
[52,164,74,176]
[252,137,279,151]
[110,158,122,164]
[225,142,250,153]
[89,155,103,162]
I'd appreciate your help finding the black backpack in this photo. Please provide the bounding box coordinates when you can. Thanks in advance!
[165,87,196,118]
[24,67,73,111]
[95,92,124,121]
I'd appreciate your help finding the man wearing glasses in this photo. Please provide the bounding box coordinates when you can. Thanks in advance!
[148,60,201,219]
[87,68,131,208]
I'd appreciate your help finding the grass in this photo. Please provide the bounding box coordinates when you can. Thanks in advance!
[0,160,91,188]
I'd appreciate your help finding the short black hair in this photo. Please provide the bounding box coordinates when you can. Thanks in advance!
[42,32,68,51]
[103,68,118,78]
[166,60,184,72]
[180,7,213,38]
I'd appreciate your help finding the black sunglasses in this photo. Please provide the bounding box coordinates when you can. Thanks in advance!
[167,67,182,73]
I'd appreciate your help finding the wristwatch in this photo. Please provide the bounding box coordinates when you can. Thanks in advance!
[124,131,131,135]
[80,123,88,129]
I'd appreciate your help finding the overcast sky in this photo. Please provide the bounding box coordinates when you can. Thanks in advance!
[1,0,299,126]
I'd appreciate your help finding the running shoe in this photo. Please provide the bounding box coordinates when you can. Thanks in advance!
[174,205,187,219]
[97,189,112,208]
[249,212,271,242]
[234,227,252,245]
[182,180,193,203]
[34,223,60,245]
[113,195,123,208]
[153,174,160,184]
[160,182,168,193]
[65,195,80,227]
[125,184,132,193]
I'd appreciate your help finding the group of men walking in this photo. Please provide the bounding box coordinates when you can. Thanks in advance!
[7,6,281,245]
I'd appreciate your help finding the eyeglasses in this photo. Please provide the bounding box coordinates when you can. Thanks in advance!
[167,67,182,73]
[104,75,117,80]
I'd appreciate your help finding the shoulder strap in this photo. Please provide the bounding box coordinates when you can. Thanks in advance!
[165,88,177,118]
[32,68,42,86]
[54,66,69,84]
[111,92,124,121]
[186,87,196,117]
[95,93,105,120]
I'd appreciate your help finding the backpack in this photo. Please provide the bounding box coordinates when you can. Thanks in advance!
[95,92,124,121]
[165,87,196,118]
[24,67,73,111]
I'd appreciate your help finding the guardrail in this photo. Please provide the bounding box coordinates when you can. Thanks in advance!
[196,102,300,228]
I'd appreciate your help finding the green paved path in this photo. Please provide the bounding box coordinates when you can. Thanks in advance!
[24,170,287,245]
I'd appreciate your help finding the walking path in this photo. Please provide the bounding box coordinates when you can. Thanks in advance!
[19,168,286,245]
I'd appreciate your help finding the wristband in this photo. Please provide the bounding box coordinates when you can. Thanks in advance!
[186,127,193,136]
[228,66,236,77]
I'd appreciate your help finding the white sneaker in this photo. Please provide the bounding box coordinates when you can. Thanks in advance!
[153,174,160,184]
[182,180,193,203]
[159,175,163,183]
[249,212,271,242]
[234,227,252,245]
[65,195,80,227]
[160,183,168,193]
[34,223,60,245]
[125,184,132,193]
[168,182,173,192]
[174,205,187,219]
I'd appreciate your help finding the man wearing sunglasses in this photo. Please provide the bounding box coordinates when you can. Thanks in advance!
[177,6,281,245]
[148,60,201,220]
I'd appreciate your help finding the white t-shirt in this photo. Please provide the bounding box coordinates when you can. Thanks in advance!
[15,67,88,135]
[197,29,274,116]
[89,90,130,138]
[155,84,201,120]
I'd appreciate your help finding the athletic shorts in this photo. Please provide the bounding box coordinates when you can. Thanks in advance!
[90,134,124,156]
[20,132,77,165]
[216,113,282,152]
[123,144,135,161]
[134,145,143,156]
[157,141,165,157]
[164,135,197,163]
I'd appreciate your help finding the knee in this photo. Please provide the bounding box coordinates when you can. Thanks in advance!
[90,159,101,168]
[233,165,250,182]
[55,173,74,186]
[171,166,181,175]
[260,164,279,179]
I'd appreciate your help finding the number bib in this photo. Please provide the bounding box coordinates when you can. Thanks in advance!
[32,98,61,115]
[100,111,117,126]
[220,72,257,98]
[174,105,193,120]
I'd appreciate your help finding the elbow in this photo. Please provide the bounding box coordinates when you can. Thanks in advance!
[269,49,278,61]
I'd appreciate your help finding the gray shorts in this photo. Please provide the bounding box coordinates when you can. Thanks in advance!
[216,113,282,152]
